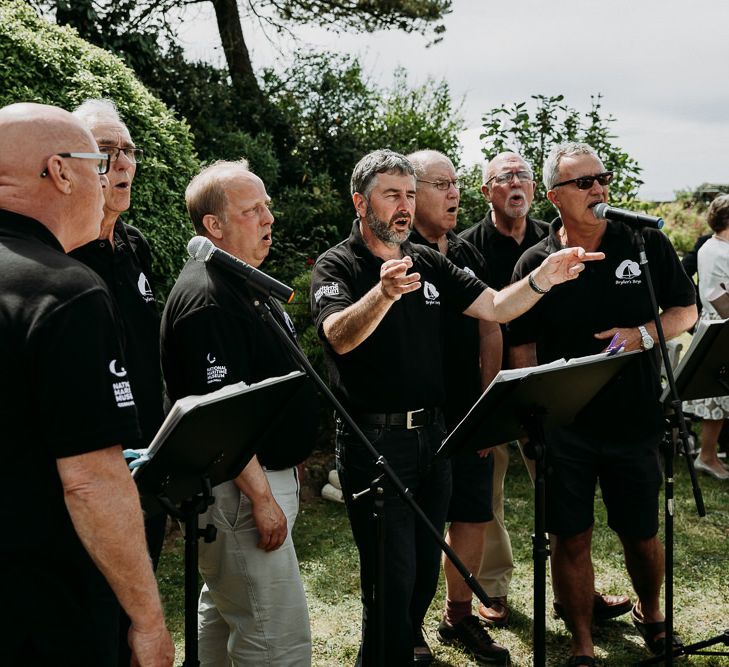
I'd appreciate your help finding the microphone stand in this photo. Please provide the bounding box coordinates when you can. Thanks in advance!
[630,226,705,667]
[251,294,495,663]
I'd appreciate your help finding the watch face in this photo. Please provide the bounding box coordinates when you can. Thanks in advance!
[642,335,654,350]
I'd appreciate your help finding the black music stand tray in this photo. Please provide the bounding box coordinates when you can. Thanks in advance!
[132,371,313,667]
[439,350,637,667]
[648,318,729,663]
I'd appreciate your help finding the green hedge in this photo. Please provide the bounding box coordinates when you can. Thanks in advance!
[0,0,199,297]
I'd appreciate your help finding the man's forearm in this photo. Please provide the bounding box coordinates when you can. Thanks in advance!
[322,283,394,355]
[478,319,503,390]
[58,446,167,630]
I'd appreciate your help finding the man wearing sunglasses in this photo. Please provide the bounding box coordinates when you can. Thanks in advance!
[0,102,173,666]
[507,141,697,666]
[69,98,167,666]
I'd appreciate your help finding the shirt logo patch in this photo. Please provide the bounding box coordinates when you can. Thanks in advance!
[283,310,297,337]
[462,266,476,278]
[423,281,440,305]
[137,272,154,303]
[206,352,227,384]
[108,359,127,378]
[314,283,340,303]
[113,380,135,408]
[615,259,642,285]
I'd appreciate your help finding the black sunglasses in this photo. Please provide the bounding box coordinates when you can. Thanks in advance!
[552,171,613,190]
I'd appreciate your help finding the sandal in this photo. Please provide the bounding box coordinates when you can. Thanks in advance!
[631,604,684,655]
[566,656,596,666]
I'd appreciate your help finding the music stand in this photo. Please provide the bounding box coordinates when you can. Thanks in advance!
[439,350,637,667]
[644,318,729,663]
[132,371,313,667]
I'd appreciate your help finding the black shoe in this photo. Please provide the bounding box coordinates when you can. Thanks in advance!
[437,615,510,665]
[414,626,434,664]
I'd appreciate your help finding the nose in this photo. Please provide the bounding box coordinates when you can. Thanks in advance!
[115,150,134,168]
[589,177,605,194]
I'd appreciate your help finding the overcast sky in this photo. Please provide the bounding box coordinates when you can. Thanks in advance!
[175,0,729,201]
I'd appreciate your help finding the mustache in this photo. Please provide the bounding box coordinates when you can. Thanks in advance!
[390,212,411,225]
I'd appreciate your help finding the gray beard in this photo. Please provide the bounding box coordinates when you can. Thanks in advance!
[366,203,411,245]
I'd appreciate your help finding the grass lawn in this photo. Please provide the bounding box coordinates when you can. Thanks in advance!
[159,446,729,666]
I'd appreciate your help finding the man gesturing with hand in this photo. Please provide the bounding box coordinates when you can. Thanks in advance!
[311,149,602,666]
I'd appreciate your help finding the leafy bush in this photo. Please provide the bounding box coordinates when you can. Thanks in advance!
[0,0,199,297]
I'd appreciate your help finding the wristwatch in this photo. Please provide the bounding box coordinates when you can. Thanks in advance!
[638,325,654,350]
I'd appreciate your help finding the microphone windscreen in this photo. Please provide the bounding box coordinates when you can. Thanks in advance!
[592,203,609,219]
[187,235,214,262]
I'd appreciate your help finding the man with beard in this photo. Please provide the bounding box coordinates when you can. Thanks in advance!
[407,149,508,665]
[310,149,604,666]
[508,141,696,666]
[460,151,549,628]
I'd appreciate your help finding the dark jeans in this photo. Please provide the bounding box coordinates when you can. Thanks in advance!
[336,419,451,666]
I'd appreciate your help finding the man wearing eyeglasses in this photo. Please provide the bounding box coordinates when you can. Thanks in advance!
[0,102,173,666]
[406,149,509,665]
[68,98,167,666]
[507,141,697,666]
[311,149,604,666]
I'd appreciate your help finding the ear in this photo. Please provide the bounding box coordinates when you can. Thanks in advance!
[481,183,491,203]
[546,188,560,209]
[202,214,224,239]
[43,156,73,195]
[352,192,367,220]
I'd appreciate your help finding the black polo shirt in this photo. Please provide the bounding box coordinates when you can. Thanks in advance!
[460,211,549,290]
[70,221,163,447]
[0,210,140,556]
[509,217,696,440]
[311,220,485,414]
[409,227,488,430]
[161,258,318,469]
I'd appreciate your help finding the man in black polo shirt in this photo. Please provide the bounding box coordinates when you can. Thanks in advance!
[0,102,173,666]
[508,141,697,666]
[407,149,508,665]
[310,148,604,666]
[161,160,318,665]
[69,98,167,666]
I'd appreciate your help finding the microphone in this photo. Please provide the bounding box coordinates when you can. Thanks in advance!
[187,236,295,303]
[592,203,664,230]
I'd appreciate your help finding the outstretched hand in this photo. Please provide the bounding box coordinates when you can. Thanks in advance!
[536,247,605,289]
[380,255,421,301]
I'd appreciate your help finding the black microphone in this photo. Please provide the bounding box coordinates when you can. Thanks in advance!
[187,236,295,303]
[593,203,664,230]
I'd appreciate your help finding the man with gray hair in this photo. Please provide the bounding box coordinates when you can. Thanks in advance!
[507,141,697,665]
[0,101,173,666]
[70,99,167,665]
[161,160,318,666]
[310,148,604,665]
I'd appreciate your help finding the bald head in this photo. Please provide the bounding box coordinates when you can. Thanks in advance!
[0,102,105,251]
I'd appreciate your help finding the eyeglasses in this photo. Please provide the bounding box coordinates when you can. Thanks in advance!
[40,152,111,177]
[99,146,144,164]
[417,178,462,191]
[486,170,534,185]
[552,171,613,190]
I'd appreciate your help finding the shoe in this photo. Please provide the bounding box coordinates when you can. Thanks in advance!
[693,456,729,480]
[328,469,342,490]
[553,592,631,623]
[477,595,510,628]
[321,483,344,503]
[437,615,510,665]
[631,604,684,656]
[566,657,596,667]
[413,627,434,664]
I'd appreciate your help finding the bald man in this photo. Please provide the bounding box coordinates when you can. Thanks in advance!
[0,103,173,667]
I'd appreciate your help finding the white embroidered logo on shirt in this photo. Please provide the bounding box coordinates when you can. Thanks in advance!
[108,359,127,377]
[314,283,340,303]
[137,272,154,303]
[615,259,642,285]
[205,351,227,384]
[423,281,440,305]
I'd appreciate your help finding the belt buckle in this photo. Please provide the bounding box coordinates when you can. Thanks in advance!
[406,408,424,429]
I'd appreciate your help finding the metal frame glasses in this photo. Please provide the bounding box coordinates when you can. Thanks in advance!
[99,146,144,164]
[417,178,462,191]
[486,170,534,186]
[40,152,111,177]
[552,171,613,190]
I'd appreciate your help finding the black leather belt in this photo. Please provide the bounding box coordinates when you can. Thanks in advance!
[357,407,439,430]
